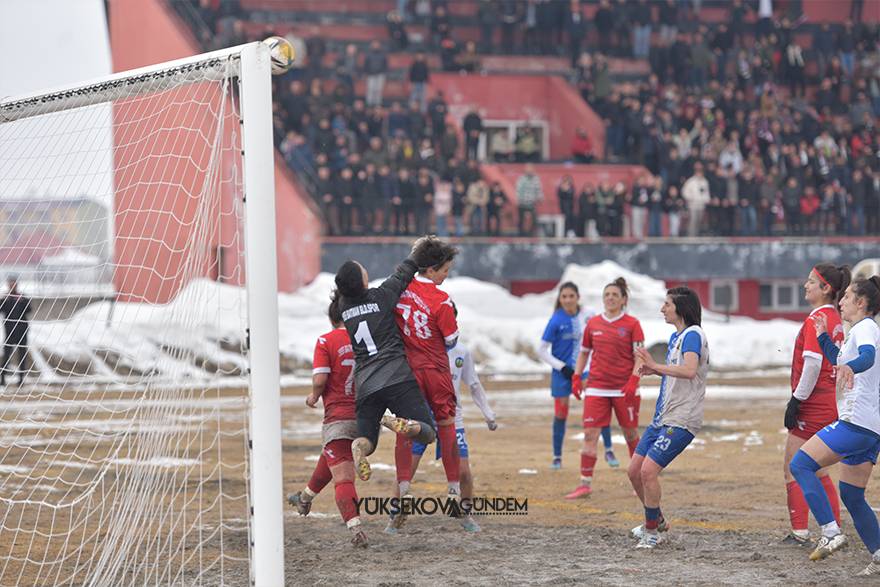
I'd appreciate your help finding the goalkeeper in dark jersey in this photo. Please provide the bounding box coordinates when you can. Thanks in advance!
[335,237,439,481]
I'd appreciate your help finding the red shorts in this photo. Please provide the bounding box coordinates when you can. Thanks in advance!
[583,394,640,429]
[790,392,838,440]
[412,367,457,422]
[322,438,353,467]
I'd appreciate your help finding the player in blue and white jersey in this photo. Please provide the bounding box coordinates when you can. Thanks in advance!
[629,286,709,549]
[538,282,617,470]
[789,275,880,574]
[403,304,497,533]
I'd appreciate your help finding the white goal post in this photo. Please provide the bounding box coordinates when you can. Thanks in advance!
[0,42,284,586]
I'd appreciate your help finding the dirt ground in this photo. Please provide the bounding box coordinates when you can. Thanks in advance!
[282,377,880,586]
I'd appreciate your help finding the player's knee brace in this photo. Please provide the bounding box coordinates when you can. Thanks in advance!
[840,481,867,510]
[414,421,436,445]
[789,450,820,480]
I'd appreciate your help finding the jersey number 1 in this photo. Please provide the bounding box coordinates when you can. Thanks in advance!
[354,321,378,356]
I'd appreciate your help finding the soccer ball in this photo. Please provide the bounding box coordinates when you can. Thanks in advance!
[262,36,295,75]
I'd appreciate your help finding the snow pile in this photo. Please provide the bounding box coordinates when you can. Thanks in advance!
[30,261,802,384]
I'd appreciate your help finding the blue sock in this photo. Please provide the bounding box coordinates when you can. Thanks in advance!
[840,481,880,554]
[645,506,661,529]
[552,417,566,458]
[790,451,835,526]
[601,426,612,451]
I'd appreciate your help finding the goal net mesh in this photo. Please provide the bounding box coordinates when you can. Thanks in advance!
[0,57,252,585]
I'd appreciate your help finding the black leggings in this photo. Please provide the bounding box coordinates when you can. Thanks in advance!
[356,380,436,450]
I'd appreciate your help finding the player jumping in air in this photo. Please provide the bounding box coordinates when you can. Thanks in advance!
[390,236,464,522]
[334,240,438,486]
[538,282,618,471]
[790,276,880,574]
[287,297,368,547]
[781,264,850,546]
[629,286,709,549]
[568,277,644,499]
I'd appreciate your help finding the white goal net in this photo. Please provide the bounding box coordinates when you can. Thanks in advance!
[0,45,282,585]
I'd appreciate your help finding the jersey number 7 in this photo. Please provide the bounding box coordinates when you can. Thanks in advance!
[396,303,432,340]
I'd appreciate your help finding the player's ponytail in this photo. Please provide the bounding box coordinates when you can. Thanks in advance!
[852,275,880,316]
[813,263,851,306]
[667,286,702,327]
[605,277,629,301]
[328,291,343,326]
[554,281,580,311]
[335,260,367,300]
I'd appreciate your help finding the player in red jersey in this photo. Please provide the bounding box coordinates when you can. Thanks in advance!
[567,277,644,499]
[287,296,368,548]
[391,237,462,512]
[781,263,850,545]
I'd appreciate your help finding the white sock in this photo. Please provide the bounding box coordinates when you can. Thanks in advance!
[302,487,316,501]
[792,529,809,539]
[448,482,461,496]
[821,521,841,538]
[580,476,592,486]
[347,517,361,531]
[398,481,411,497]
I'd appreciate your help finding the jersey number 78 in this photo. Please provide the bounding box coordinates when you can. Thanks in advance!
[396,303,432,339]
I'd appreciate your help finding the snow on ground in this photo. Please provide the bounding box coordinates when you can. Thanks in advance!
[29,261,802,384]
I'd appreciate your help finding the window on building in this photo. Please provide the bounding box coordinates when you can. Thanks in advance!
[759,281,807,312]
[710,280,738,313]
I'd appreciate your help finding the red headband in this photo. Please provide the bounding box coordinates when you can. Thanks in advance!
[813,267,833,290]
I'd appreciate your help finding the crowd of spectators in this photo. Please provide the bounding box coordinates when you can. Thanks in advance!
[182,0,880,239]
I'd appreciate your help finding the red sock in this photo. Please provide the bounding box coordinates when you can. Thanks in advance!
[394,433,413,484]
[580,453,597,479]
[626,436,640,458]
[307,452,333,495]
[786,480,809,532]
[820,475,841,525]
[438,423,461,483]
[334,480,359,523]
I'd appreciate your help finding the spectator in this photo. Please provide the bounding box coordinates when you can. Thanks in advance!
[408,53,430,112]
[557,175,577,237]
[514,127,541,163]
[594,0,614,55]
[434,180,452,237]
[516,164,544,236]
[415,169,435,236]
[463,108,484,161]
[631,0,652,59]
[456,41,481,73]
[363,40,388,108]
[850,168,868,236]
[781,176,802,236]
[0,277,31,387]
[428,91,448,138]
[377,164,397,234]
[630,175,651,239]
[336,167,357,235]
[430,5,451,48]
[658,0,678,44]
[316,166,340,236]
[682,163,710,236]
[387,10,409,50]
[800,186,821,233]
[566,0,587,67]
[648,177,665,237]
[737,167,759,236]
[606,182,626,237]
[666,184,684,237]
[467,178,490,235]
[487,181,508,236]
[451,176,468,236]
[578,182,599,239]
[439,35,460,71]
[490,131,513,163]
[478,0,499,53]
[571,127,594,163]
[397,167,417,234]
[357,165,379,234]
[500,0,520,53]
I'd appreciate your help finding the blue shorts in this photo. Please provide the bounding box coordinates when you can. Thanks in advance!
[817,420,880,466]
[412,427,469,459]
[634,424,695,468]
[551,370,588,398]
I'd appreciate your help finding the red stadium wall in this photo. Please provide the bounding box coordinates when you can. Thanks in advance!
[110,0,320,303]
[429,74,605,160]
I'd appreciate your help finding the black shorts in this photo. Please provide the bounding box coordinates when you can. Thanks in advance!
[356,380,436,449]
